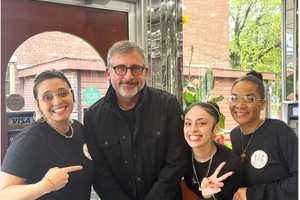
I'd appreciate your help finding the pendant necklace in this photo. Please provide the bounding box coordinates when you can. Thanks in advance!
[240,134,254,162]
[191,152,213,191]
[240,119,265,162]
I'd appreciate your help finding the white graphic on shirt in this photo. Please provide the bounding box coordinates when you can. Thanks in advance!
[251,150,268,169]
[83,143,92,160]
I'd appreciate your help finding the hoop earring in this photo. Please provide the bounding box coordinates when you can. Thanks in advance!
[34,110,45,123]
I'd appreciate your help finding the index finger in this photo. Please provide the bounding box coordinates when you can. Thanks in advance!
[61,165,83,173]
[212,161,226,177]
[216,171,233,182]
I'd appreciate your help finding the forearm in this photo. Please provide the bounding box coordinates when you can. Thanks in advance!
[0,179,53,200]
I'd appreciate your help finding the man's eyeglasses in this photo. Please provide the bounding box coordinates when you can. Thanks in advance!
[111,64,146,76]
[228,94,265,104]
[38,88,73,103]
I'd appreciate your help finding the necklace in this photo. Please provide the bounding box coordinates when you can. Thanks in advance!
[118,103,128,111]
[47,121,74,139]
[240,119,265,162]
[64,123,74,139]
[191,152,213,192]
[240,134,254,162]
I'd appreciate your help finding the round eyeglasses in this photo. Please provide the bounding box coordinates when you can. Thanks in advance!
[228,94,265,104]
[38,88,73,103]
[111,64,146,76]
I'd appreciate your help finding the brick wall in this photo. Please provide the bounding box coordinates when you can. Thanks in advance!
[14,31,103,66]
[213,77,238,129]
[21,76,35,112]
[183,0,230,69]
[80,70,109,121]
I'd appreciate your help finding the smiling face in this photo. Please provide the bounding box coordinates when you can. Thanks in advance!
[184,106,217,149]
[36,78,74,129]
[107,50,148,101]
[229,80,265,130]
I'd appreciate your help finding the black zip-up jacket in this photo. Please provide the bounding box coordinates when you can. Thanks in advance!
[84,85,189,200]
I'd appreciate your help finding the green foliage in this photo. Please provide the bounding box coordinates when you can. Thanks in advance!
[229,0,281,71]
[229,0,282,101]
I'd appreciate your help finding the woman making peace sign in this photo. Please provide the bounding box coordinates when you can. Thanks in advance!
[183,102,243,200]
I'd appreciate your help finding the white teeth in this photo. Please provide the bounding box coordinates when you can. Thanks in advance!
[53,107,66,113]
[189,135,201,141]
[235,110,248,114]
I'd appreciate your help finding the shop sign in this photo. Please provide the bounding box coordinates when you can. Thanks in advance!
[6,94,25,111]
[83,87,101,106]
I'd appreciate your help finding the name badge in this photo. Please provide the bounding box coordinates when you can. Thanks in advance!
[251,150,268,169]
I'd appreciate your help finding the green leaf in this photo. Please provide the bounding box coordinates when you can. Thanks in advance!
[210,96,224,103]
[218,113,226,129]
[183,91,195,105]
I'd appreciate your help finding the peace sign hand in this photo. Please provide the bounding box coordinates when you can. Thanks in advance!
[200,162,233,198]
[40,165,82,194]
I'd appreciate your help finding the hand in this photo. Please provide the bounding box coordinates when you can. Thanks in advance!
[200,162,233,198]
[232,187,247,200]
[40,165,82,193]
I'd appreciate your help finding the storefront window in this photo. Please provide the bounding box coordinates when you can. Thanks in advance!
[283,0,298,101]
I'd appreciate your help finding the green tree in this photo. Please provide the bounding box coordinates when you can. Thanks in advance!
[229,0,281,69]
[229,0,282,97]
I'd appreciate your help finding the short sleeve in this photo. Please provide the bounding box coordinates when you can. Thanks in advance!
[2,131,39,180]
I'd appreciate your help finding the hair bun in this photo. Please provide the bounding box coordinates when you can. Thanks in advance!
[246,70,263,81]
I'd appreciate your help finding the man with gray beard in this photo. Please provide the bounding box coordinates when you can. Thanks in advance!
[84,40,188,200]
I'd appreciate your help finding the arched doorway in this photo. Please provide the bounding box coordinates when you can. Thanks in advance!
[1,0,129,162]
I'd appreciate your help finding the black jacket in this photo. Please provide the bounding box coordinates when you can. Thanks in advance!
[84,85,189,200]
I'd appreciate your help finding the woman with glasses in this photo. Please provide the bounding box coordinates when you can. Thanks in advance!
[0,70,94,200]
[183,102,243,200]
[229,70,298,200]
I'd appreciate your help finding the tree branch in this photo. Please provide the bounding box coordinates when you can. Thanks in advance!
[257,42,280,60]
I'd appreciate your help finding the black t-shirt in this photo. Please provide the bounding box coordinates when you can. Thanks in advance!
[184,143,243,200]
[230,118,298,200]
[2,121,94,200]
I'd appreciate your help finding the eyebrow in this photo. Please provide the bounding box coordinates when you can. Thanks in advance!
[231,93,256,96]
[42,87,68,94]
[185,117,207,122]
